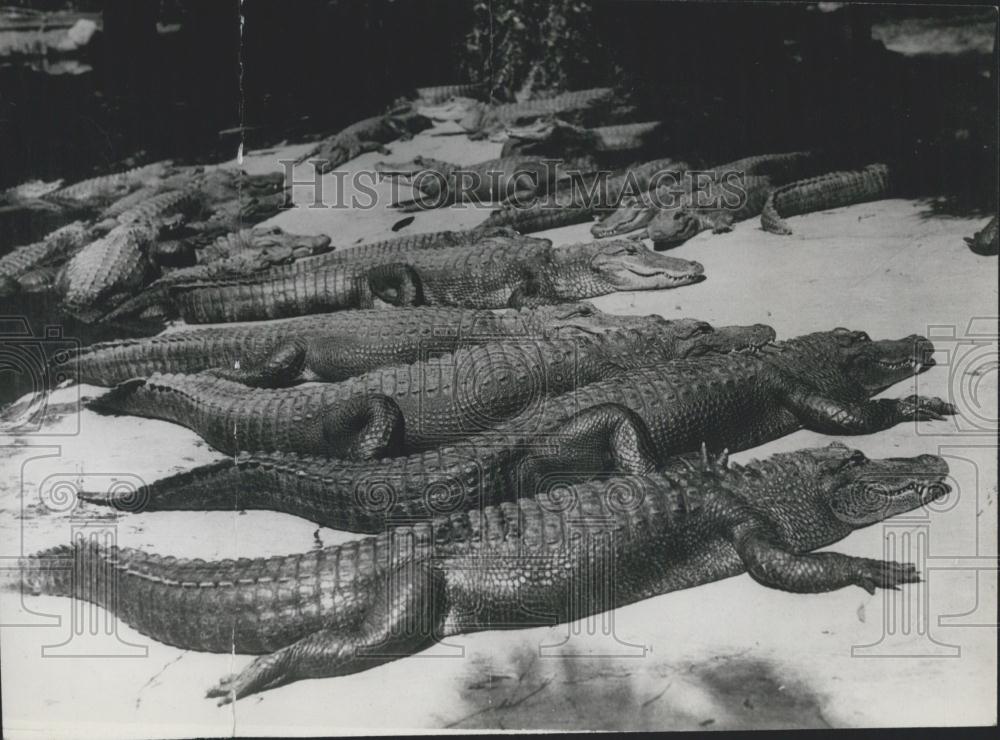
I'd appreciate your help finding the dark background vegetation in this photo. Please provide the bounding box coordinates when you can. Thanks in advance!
[0,0,996,206]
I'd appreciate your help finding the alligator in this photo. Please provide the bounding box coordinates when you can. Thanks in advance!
[61,303,671,387]
[484,157,689,233]
[419,88,618,139]
[104,228,539,322]
[40,161,177,212]
[295,109,433,174]
[383,155,599,211]
[56,189,207,320]
[83,328,955,534]
[0,220,91,283]
[96,168,286,223]
[22,443,949,703]
[179,191,291,241]
[0,177,63,208]
[760,164,892,235]
[87,319,772,458]
[8,265,61,295]
[592,151,819,239]
[644,175,777,247]
[103,227,335,322]
[964,215,998,256]
[412,83,486,105]
[165,238,704,324]
[496,119,665,158]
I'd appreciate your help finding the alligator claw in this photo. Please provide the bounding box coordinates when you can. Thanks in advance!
[852,558,920,594]
[899,395,959,422]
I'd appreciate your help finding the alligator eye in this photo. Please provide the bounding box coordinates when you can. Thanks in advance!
[846,450,867,466]
[855,332,871,343]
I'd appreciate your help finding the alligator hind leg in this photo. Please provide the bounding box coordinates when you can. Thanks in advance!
[367,264,424,307]
[208,342,307,388]
[514,403,660,495]
[322,394,407,460]
[206,561,445,704]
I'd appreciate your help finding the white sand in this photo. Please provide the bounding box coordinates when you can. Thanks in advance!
[0,124,996,735]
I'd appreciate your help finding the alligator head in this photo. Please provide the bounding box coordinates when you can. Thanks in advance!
[244,226,332,257]
[238,192,290,222]
[591,196,657,238]
[743,443,950,550]
[570,240,705,292]
[769,328,935,397]
[388,111,433,137]
[415,97,482,122]
[668,320,777,358]
[493,117,588,143]
[646,206,706,247]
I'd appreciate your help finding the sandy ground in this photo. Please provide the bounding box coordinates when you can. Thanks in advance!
[0,123,996,736]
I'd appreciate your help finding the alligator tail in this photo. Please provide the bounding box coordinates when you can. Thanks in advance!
[86,378,147,415]
[102,286,172,323]
[77,457,245,513]
[2,545,76,597]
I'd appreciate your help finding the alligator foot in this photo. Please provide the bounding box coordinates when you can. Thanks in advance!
[850,558,921,594]
[895,395,959,422]
[787,390,958,435]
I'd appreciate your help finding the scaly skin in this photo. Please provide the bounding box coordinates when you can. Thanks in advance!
[104,228,334,322]
[593,151,817,239]
[42,161,176,209]
[761,163,892,235]
[87,320,774,457]
[84,328,956,534]
[485,158,688,233]
[452,88,617,138]
[296,110,433,174]
[14,265,61,294]
[193,226,332,264]
[57,222,161,321]
[56,189,206,320]
[497,119,664,157]
[252,228,530,271]
[0,177,63,206]
[644,175,776,247]
[384,155,598,210]
[62,303,670,387]
[0,221,90,281]
[964,215,998,256]
[108,229,538,322]
[22,444,949,703]
[413,83,486,105]
[167,239,704,323]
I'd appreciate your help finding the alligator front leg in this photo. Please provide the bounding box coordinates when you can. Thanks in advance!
[206,561,445,704]
[732,528,920,594]
[705,212,735,234]
[785,390,957,435]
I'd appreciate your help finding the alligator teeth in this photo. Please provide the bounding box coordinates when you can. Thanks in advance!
[876,359,916,370]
